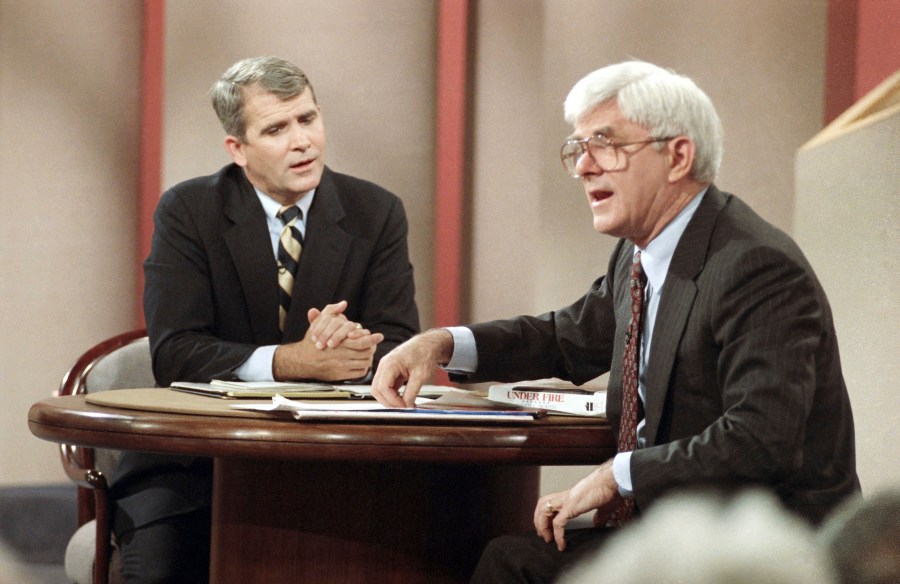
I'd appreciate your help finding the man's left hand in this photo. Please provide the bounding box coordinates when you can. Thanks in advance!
[534,459,623,551]
[307,300,369,349]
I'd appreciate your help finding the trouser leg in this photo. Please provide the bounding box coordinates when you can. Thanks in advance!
[470,528,613,584]
[115,507,211,584]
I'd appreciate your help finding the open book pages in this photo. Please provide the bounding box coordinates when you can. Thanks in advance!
[170,381,454,400]
[229,393,537,423]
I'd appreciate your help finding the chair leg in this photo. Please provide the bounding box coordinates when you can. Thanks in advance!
[92,488,111,584]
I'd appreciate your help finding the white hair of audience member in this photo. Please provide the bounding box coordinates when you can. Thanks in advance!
[818,487,900,584]
[0,541,29,584]
[558,489,837,584]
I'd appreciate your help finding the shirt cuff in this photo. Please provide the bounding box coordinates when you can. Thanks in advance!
[442,326,477,373]
[234,345,277,381]
[612,451,634,497]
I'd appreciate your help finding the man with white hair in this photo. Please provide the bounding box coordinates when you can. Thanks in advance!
[558,490,837,584]
[372,60,859,582]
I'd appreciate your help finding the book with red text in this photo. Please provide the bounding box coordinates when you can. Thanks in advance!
[487,381,606,417]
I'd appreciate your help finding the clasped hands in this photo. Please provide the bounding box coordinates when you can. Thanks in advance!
[273,300,383,381]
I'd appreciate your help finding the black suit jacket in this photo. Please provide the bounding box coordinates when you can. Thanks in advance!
[112,163,419,530]
[143,163,419,385]
[457,186,859,523]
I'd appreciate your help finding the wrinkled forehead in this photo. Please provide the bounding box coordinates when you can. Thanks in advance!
[569,100,645,140]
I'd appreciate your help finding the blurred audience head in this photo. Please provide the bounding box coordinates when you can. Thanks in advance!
[0,540,28,584]
[819,487,900,584]
[558,489,836,584]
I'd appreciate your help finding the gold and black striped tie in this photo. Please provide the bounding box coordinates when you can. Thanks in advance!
[276,205,303,331]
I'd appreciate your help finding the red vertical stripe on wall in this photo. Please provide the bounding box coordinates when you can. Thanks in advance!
[826,0,900,124]
[137,0,165,326]
[855,0,900,100]
[433,0,470,328]
[825,0,858,124]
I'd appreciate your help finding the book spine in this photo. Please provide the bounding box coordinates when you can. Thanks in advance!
[487,387,604,416]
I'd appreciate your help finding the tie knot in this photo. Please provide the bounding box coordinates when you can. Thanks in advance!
[277,205,301,225]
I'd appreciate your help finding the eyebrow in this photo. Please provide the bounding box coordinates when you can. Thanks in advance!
[260,120,286,133]
[566,127,613,141]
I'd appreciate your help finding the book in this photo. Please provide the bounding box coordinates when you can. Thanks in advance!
[487,382,606,417]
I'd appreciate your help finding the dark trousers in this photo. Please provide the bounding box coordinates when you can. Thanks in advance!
[110,453,213,584]
[470,528,614,584]
[115,507,211,584]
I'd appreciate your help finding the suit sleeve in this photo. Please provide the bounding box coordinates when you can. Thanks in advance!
[143,189,257,386]
[457,265,620,386]
[630,245,825,506]
[355,196,420,365]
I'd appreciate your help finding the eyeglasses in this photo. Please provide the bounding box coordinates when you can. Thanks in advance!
[560,135,675,178]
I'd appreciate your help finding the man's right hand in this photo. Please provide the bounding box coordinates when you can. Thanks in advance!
[371,329,454,407]
[273,323,383,382]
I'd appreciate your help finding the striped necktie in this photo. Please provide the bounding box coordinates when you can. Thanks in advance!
[276,205,303,331]
[609,250,646,526]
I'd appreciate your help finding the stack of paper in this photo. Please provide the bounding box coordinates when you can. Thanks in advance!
[230,392,538,423]
[170,381,453,400]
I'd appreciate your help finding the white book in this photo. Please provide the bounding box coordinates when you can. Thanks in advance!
[487,382,606,417]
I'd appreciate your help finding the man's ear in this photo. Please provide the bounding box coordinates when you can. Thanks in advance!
[224,135,247,167]
[667,136,695,182]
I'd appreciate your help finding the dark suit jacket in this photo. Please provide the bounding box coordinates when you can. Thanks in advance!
[143,163,420,385]
[112,163,420,531]
[457,186,859,524]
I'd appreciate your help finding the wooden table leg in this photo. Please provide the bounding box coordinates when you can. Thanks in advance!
[210,458,539,584]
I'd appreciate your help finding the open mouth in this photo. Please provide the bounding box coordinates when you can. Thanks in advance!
[589,189,613,205]
[290,158,314,171]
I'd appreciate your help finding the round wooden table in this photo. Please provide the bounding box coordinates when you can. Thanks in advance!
[29,392,614,583]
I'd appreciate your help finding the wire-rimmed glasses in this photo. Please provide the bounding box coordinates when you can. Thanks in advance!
[560,135,675,178]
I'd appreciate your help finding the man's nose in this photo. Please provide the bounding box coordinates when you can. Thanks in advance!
[290,124,312,150]
[575,149,601,177]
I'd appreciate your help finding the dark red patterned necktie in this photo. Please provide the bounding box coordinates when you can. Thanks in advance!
[609,250,646,526]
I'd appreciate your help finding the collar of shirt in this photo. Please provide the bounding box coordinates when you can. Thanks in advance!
[635,187,708,294]
[256,188,316,257]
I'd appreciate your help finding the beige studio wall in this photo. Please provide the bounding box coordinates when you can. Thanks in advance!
[1,0,144,486]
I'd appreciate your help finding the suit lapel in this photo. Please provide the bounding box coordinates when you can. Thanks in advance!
[642,186,727,445]
[223,169,281,343]
[282,168,353,340]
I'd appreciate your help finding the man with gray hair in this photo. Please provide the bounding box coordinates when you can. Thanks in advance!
[372,60,858,582]
[112,56,419,582]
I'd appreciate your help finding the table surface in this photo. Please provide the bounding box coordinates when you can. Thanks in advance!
[28,393,615,465]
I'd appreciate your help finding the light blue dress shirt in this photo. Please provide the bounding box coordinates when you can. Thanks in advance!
[234,188,315,381]
[446,188,707,497]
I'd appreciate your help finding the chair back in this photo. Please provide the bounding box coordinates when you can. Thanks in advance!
[59,329,153,584]
[57,329,154,523]
[83,336,156,395]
